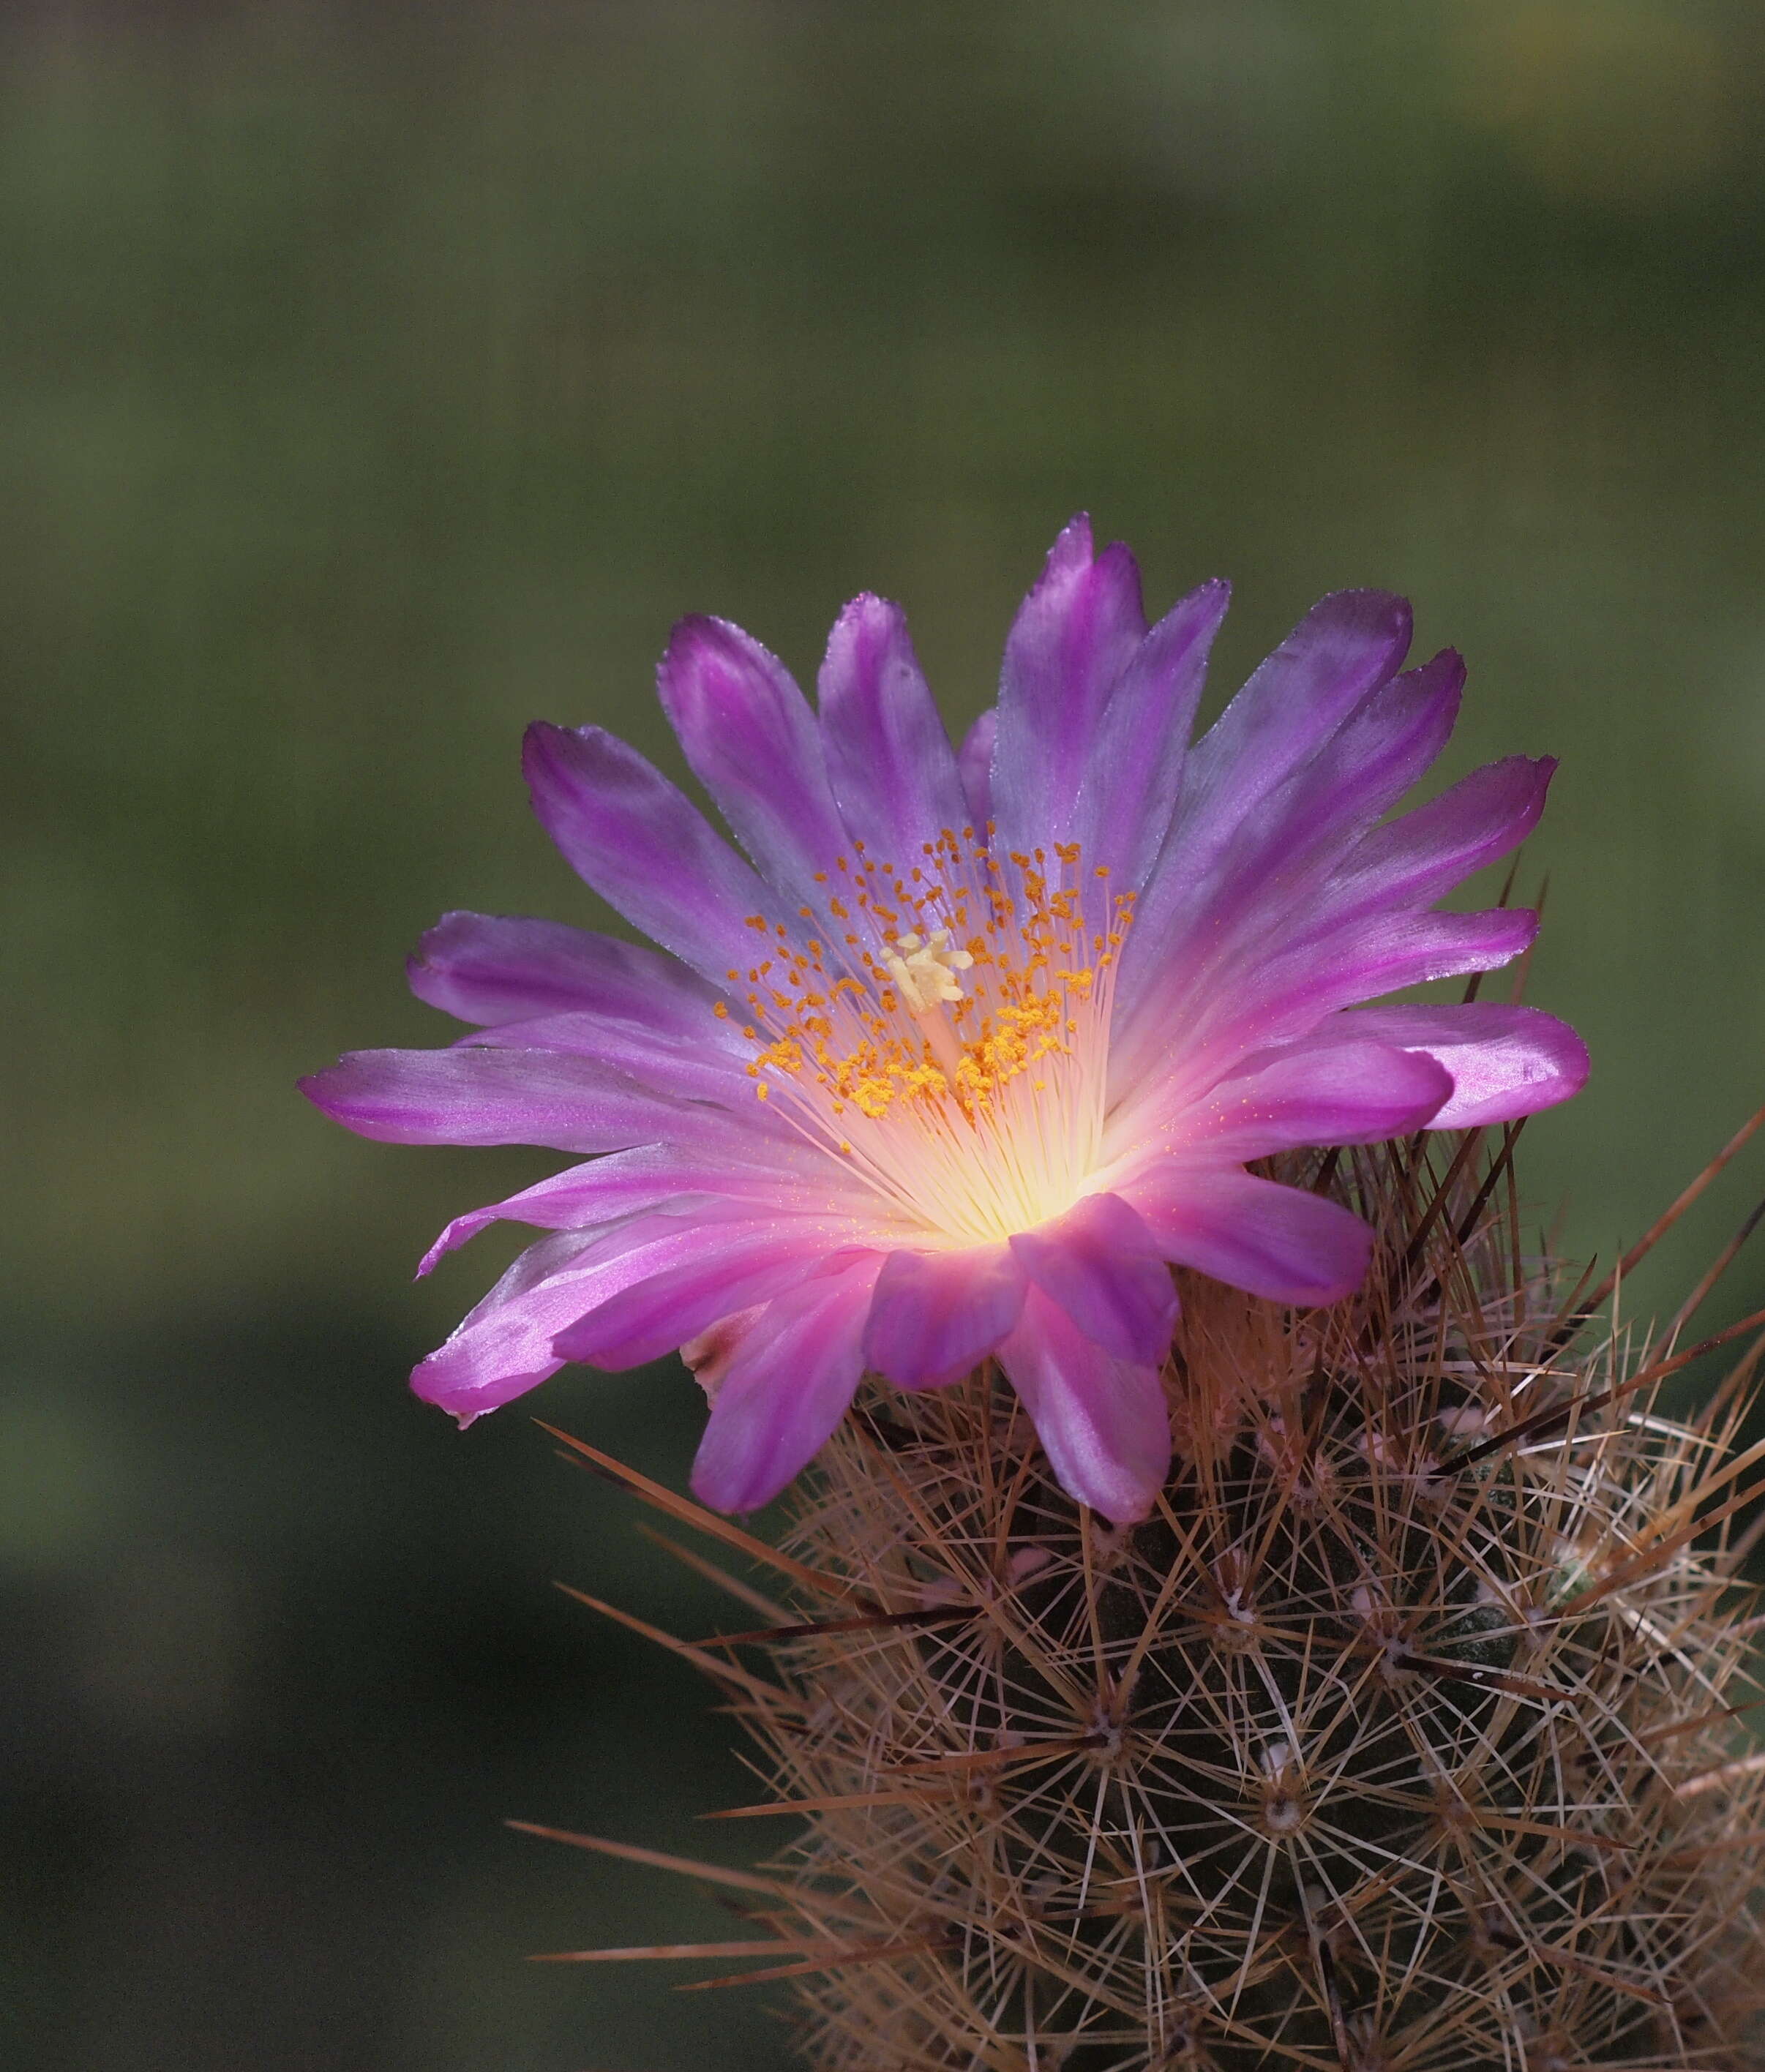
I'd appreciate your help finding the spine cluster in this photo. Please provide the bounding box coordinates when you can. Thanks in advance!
[536,1132,1765,2071]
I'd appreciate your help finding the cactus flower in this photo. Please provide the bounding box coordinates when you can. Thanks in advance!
[301,519,1586,1520]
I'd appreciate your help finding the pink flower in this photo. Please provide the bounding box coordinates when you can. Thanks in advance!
[302,519,1586,1522]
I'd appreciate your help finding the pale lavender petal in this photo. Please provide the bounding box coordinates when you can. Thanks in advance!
[1214,647,1464,898]
[299,1046,738,1153]
[1202,906,1540,1056]
[1133,649,1464,1002]
[552,1220,869,1371]
[1172,1041,1454,1160]
[689,1257,882,1512]
[997,1288,1170,1523]
[1305,1003,1589,1128]
[656,615,847,907]
[1325,756,1556,922]
[1008,1192,1177,1366]
[411,1216,735,1424]
[863,1242,1027,1389]
[410,1232,601,1424]
[1158,588,1412,874]
[991,515,1147,855]
[1124,740,1546,1057]
[1123,1163,1374,1307]
[1122,589,1412,1018]
[957,707,996,832]
[522,721,773,982]
[408,911,730,1034]
[1110,906,1540,1125]
[1076,579,1230,890]
[416,1141,858,1277]
[818,594,969,863]
[456,1014,755,1106]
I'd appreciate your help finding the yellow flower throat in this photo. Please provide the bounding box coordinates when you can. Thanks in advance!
[713,826,1135,1247]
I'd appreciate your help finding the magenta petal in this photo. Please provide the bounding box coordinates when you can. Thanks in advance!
[416,1141,853,1277]
[1123,588,1412,1020]
[411,1219,716,1424]
[1209,904,1540,1060]
[552,1220,854,1372]
[991,515,1147,855]
[1008,1193,1177,1366]
[410,1234,595,1424]
[1180,1041,1453,1159]
[996,1288,1170,1523]
[956,707,996,832]
[1218,908,1543,1058]
[1317,1003,1590,1128]
[1140,648,1465,994]
[1264,647,1464,852]
[299,1046,724,1152]
[863,1243,1027,1389]
[455,1015,758,1108]
[1328,756,1556,923]
[1079,579,1229,889]
[407,912,729,1034]
[1158,590,1412,882]
[656,615,846,906]
[522,721,773,982]
[689,1260,880,1512]
[818,594,968,863]
[1125,1163,1374,1307]
[1111,906,1541,1131]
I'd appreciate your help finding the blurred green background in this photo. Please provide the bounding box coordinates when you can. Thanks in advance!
[8,2,1765,2065]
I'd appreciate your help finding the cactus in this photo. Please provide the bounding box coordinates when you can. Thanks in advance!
[533,1126,1765,2071]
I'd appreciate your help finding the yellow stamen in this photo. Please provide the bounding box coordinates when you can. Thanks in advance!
[724,835,1131,1246]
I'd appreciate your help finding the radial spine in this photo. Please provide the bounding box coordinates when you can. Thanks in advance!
[539,1130,1765,2070]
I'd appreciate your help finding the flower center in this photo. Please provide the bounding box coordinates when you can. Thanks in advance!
[716,827,1135,1247]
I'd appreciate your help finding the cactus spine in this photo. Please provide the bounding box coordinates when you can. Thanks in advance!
[536,1131,1765,2071]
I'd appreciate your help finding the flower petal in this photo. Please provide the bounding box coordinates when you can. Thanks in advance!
[299,1046,740,1152]
[522,721,774,982]
[411,1217,733,1424]
[1196,906,1541,1065]
[1202,647,1464,920]
[407,911,730,1035]
[1174,1041,1454,1160]
[456,1013,757,1105]
[689,1258,881,1512]
[416,1141,859,1277]
[1122,588,1412,1018]
[818,594,968,864]
[956,707,996,830]
[1307,1003,1590,1128]
[1008,1193,1178,1365]
[1109,905,1540,1133]
[1326,756,1556,924]
[656,615,847,907]
[1159,588,1412,874]
[991,515,1147,855]
[863,1242,1027,1389]
[1123,1164,1374,1307]
[1077,579,1230,890]
[996,1288,1170,1523]
[1125,648,1464,1039]
[552,1220,867,1372]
